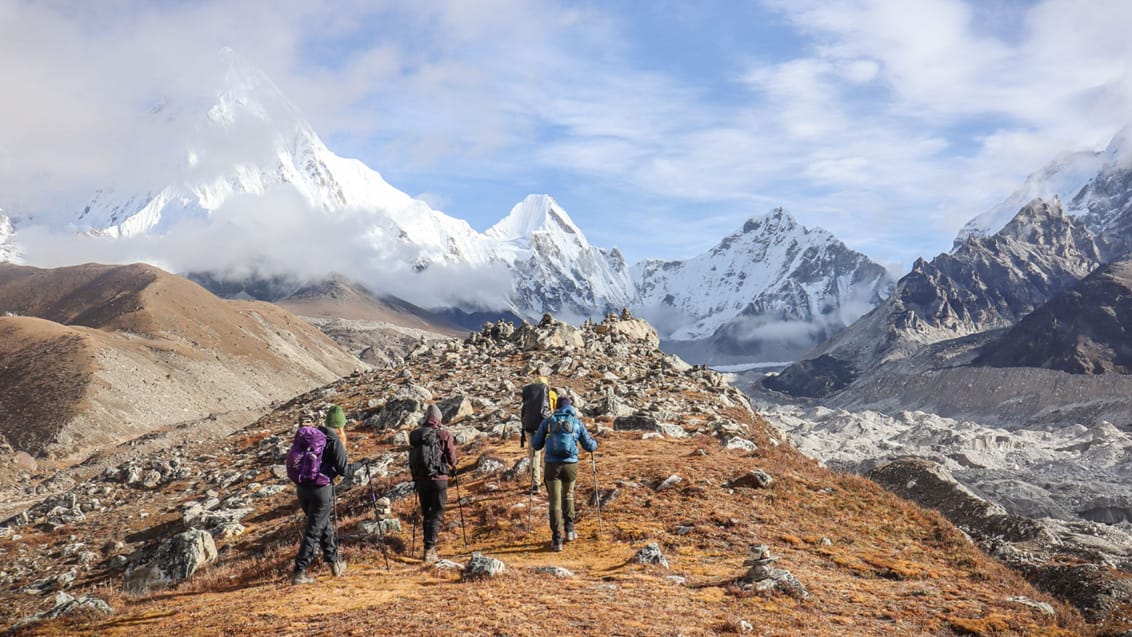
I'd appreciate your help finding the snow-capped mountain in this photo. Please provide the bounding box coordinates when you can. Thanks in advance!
[4,50,895,364]
[633,208,894,362]
[956,126,1132,249]
[486,195,634,321]
[0,210,19,263]
[67,49,494,273]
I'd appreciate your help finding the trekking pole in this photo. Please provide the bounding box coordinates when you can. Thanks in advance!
[410,509,417,557]
[590,452,603,538]
[363,462,390,571]
[453,465,468,548]
[331,483,340,552]
[527,480,534,534]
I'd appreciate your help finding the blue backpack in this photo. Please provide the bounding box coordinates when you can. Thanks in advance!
[285,426,330,487]
[545,414,578,459]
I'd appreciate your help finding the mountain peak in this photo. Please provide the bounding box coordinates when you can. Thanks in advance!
[485,194,584,244]
[206,49,300,129]
[994,196,1075,245]
[741,207,797,236]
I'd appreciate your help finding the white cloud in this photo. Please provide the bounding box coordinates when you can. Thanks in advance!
[4,0,1132,276]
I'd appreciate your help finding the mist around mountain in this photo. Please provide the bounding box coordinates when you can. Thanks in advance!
[634,208,894,364]
[0,51,893,366]
[956,126,1132,247]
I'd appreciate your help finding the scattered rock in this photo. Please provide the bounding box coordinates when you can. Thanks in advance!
[656,475,683,491]
[23,569,76,594]
[474,455,505,476]
[632,542,669,569]
[722,436,758,452]
[15,591,112,628]
[1006,596,1056,616]
[727,470,774,489]
[462,552,506,579]
[530,566,575,578]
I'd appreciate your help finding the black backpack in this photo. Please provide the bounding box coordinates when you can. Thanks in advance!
[409,426,446,480]
[520,383,552,433]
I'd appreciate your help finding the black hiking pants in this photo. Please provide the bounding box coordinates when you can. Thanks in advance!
[415,478,448,550]
[295,484,337,571]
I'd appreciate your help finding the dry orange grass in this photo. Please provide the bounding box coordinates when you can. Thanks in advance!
[11,400,1090,637]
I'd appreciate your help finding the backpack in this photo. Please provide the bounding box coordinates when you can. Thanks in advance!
[286,426,330,487]
[545,413,578,459]
[409,426,446,480]
[521,383,553,433]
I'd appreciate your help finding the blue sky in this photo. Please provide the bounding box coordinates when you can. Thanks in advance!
[3,0,1132,273]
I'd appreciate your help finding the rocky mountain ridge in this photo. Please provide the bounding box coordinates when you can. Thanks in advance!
[765,197,1103,397]
[975,255,1132,374]
[957,125,1132,247]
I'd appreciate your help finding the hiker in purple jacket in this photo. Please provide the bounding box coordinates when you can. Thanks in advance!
[412,404,458,563]
[291,406,349,584]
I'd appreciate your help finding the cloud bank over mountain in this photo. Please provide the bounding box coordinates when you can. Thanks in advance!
[4,1,1132,269]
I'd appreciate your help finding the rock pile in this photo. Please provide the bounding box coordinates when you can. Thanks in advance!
[740,544,809,600]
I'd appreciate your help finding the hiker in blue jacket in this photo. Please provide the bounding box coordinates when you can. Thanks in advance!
[531,395,597,551]
[292,405,349,584]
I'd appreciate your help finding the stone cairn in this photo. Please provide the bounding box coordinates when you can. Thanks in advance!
[740,545,809,600]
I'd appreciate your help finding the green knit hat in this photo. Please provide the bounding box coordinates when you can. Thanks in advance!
[324,405,346,429]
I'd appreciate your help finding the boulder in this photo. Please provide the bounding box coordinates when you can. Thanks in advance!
[368,399,424,431]
[123,529,217,595]
[438,395,475,424]
[631,542,669,569]
[463,552,506,579]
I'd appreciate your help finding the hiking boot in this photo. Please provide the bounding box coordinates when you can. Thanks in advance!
[291,569,316,585]
[565,530,578,542]
[424,547,439,563]
[330,559,347,577]
[551,536,563,552]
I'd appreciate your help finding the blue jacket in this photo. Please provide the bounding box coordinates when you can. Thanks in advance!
[532,405,598,464]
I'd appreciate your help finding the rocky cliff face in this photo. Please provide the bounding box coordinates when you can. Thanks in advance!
[975,256,1132,373]
[765,198,1103,397]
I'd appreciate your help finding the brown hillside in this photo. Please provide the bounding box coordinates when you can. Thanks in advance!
[0,316,1096,637]
[0,317,95,454]
[276,276,465,336]
[0,263,361,467]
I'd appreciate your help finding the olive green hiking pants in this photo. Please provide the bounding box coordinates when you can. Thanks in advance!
[544,461,579,539]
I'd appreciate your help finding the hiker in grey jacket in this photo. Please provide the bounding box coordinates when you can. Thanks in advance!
[531,395,597,551]
[412,404,458,563]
